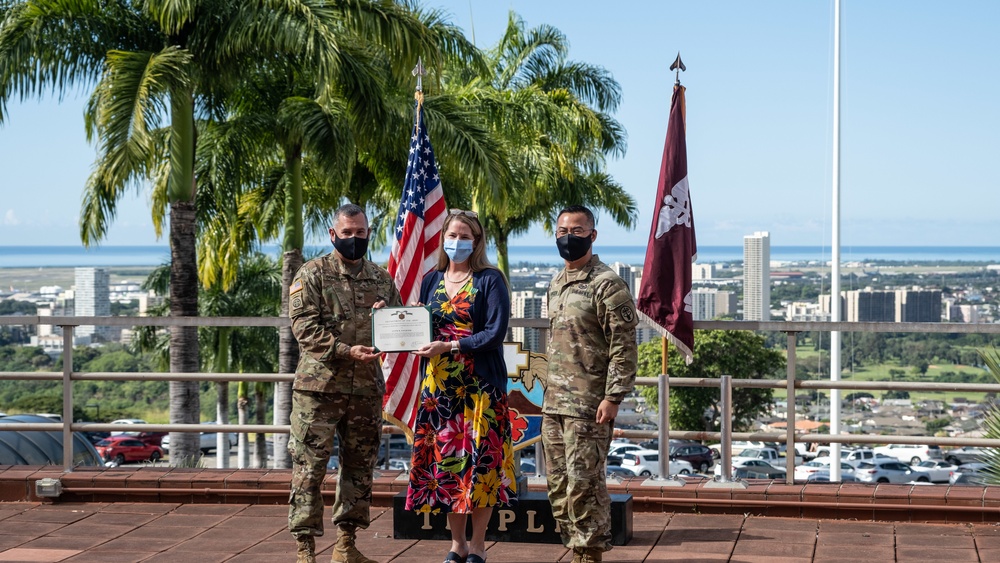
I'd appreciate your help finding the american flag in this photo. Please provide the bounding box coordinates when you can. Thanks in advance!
[382,101,446,432]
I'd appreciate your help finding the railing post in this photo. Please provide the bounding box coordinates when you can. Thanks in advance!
[703,374,746,488]
[786,331,797,484]
[62,325,74,472]
[719,375,733,482]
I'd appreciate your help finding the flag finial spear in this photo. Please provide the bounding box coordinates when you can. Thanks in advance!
[412,57,426,93]
[670,52,686,85]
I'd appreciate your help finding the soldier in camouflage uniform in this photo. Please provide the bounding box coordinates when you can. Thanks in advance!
[542,205,638,563]
[288,204,402,563]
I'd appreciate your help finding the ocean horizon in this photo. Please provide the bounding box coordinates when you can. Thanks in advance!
[3,245,1000,268]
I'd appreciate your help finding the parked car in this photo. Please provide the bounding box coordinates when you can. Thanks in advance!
[873,443,942,465]
[909,460,958,483]
[109,418,147,434]
[621,449,693,477]
[606,453,623,467]
[74,423,110,446]
[95,436,163,464]
[607,466,633,478]
[730,447,800,469]
[853,458,918,484]
[714,459,786,478]
[943,446,985,467]
[134,432,167,447]
[734,465,788,480]
[812,447,877,467]
[609,443,644,458]
[160,423,237,453]
[950,462,988,485]
[670,443,714,473]
[793,458,856,481]
[807,471,860,483]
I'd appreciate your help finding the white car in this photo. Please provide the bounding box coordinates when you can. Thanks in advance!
[793,458,855,481]
[910,460,958,483]
[621,449,693,477]
[608,443,644,458]
[873,444,943,465]
[110,418,147,435]
[853,458,917,484]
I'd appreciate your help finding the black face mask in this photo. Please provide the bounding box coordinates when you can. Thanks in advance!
[556,233,592,262]
[333,235,368,261]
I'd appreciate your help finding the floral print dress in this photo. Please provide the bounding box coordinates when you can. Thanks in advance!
[404,278,517,514]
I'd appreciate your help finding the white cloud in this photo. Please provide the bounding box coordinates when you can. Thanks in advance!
[3,209,19,226]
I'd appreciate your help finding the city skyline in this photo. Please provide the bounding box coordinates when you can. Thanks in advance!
[2,1,999,249]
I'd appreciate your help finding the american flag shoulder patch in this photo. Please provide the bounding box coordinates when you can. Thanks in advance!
[289,280,303,295]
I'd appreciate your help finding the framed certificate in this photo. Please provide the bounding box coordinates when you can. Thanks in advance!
[372,306,433,352]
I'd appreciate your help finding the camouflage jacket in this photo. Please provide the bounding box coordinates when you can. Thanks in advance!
[289,252,401,395]
[543,254,638,418]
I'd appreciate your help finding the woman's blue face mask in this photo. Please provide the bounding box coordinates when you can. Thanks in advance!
[443,238,474,263]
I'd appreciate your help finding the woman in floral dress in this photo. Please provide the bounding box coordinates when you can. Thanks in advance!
[407,210,515,563]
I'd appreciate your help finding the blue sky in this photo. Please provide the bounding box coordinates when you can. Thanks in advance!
[1,1,998,249]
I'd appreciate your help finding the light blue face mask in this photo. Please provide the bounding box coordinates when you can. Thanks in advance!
[443,238,474,263]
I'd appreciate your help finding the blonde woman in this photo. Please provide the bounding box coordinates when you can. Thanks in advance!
[405,210,516,563]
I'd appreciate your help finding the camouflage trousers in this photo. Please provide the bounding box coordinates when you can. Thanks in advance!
[541,413,612,552]
[288,389,381,538]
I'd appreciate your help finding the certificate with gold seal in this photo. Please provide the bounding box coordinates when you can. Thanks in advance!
[372,306,432,352]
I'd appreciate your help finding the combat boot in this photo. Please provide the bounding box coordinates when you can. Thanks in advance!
[578,548,603,563]
[570,548,583,563]
[330,527,377,563]
[295,535,316,563]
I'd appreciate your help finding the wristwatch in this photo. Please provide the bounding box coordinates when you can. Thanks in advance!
[451,340,460,353]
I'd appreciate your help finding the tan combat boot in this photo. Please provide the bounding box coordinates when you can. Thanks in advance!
[330,527,377,563]
[570,548,583,563]
[579,548,603,563]
[295,535,317,563]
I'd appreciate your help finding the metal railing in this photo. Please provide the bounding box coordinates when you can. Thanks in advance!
[2,315,1000,480]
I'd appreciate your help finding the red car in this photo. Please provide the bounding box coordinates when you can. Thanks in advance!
[95,436,163,464]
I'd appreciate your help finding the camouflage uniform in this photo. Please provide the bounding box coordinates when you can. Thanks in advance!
[542,254,638,554]
[287,252,401,540]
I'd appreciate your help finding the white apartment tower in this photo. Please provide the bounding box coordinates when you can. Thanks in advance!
[74,267,111,341]
[743,231,770,321]
[511,290,544,352]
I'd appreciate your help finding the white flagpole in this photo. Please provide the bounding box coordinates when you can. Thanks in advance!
[829,0,843,482]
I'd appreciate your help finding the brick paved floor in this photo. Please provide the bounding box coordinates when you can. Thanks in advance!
[0,502,998,562]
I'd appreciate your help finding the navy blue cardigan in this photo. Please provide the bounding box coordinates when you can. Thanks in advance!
[419,268,510,390]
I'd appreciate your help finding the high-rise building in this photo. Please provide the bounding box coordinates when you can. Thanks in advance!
[693,263,715,280]
[511,290,544,352]
[895,288,942,322]
[691,289,737,320]
[743,231,770,321]
[844,289,895,322]
[74,267,110,341]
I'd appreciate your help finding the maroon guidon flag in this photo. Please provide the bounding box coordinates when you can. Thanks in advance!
[637,84,696,363]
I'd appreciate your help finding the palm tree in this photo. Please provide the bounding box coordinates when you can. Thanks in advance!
[133,256,280,467]
[439,12,636,277]
[0,0,482,466]
[192,3,490,467]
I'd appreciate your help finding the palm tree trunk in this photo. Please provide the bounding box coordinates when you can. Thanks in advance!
[168,200,201,467]
[495,228,511,281]
[274,144,303,469]
[237,381,249,469]
[167,85,200,467]
[254,382,267,468]
[214,328,230,469]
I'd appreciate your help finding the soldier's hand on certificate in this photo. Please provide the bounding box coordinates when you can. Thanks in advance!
[412,341,450,358]
[349,345,380,362]
[372,300,387,309]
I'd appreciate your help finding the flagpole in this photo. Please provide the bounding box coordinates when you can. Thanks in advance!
[829,0,843,482]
